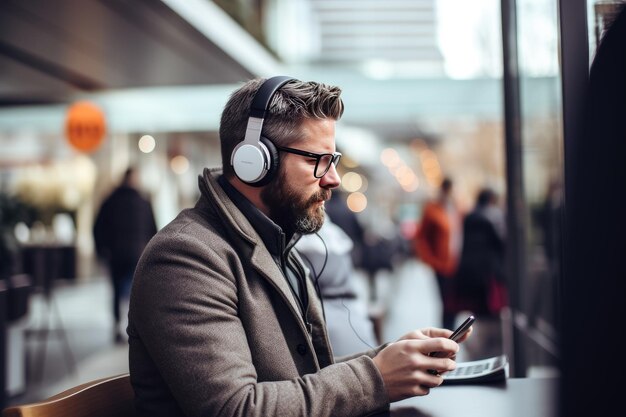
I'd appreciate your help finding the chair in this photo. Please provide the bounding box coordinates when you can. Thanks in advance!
[2,373,136,417]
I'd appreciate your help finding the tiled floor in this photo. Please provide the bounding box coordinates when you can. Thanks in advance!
[6,258,495,406]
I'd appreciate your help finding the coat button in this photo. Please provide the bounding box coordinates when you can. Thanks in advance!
[296,344,307,355]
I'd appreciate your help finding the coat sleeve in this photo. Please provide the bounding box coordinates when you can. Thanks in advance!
[336,343,391,363]
[129,231,389,417]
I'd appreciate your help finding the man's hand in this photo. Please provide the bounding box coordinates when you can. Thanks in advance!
[372,336,458,402]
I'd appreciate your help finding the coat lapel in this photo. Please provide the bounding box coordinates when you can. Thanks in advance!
[200,169,307,331]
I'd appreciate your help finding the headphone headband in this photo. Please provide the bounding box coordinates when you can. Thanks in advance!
[249,76,294,119]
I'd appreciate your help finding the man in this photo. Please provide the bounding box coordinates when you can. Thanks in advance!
[128,77,469,417]
[94,167,157,343]
[414,177,462,330]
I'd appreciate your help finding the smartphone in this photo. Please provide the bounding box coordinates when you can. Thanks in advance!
[429,315,476,360]
[448,315,476,342]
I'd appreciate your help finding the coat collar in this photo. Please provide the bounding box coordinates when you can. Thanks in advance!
[216,174,296,260]
[197,168,307,330]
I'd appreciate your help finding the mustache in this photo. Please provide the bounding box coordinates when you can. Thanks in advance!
[308,189,331,205]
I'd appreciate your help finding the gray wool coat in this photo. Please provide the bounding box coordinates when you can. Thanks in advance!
[127,168,390,417]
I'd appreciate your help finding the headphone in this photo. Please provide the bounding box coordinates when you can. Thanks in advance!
[230,76,295,187]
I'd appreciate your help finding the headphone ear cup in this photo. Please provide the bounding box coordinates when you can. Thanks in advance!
[231,142,267,184]
[251,136,279,187]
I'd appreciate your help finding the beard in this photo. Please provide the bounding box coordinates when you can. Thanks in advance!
[260,169,330,235]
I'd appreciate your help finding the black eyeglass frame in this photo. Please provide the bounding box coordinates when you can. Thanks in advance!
[274,144,342,178]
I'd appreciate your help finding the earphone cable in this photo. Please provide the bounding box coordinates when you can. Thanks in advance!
[301,232,374,350]
[340,297,375,350]
[298,235,327,322]
[313,232,329,322]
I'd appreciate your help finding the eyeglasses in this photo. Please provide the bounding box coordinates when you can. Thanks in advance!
[275,145,342,178]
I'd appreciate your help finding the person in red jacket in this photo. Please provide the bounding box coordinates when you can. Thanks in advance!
[414,177,463,330]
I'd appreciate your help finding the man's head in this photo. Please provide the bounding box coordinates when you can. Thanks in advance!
[441,177,453,193]
[476,188,496,207]
[220,77,344,234]
[220,78,344,179]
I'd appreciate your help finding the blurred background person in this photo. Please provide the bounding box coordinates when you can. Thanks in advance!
[93,167,157,343]
[535,178,563,328]
[540,179,562,276]
[324,190,366,268]
[296,215,378,356]
[454,187,506,359]
[413,177,462,330]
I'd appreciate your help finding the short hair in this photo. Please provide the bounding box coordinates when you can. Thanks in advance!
[219,78,344,178]
[476,188,496,207]
[441,177,453,192]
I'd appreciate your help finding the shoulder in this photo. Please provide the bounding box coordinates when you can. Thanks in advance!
[134,208,241,298]
[147,207,230,256]
[422,201,447,221]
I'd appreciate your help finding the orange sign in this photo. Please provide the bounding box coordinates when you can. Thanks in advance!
[65,101,106,153]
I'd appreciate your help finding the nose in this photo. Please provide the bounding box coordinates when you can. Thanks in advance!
[319,163,341,189]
